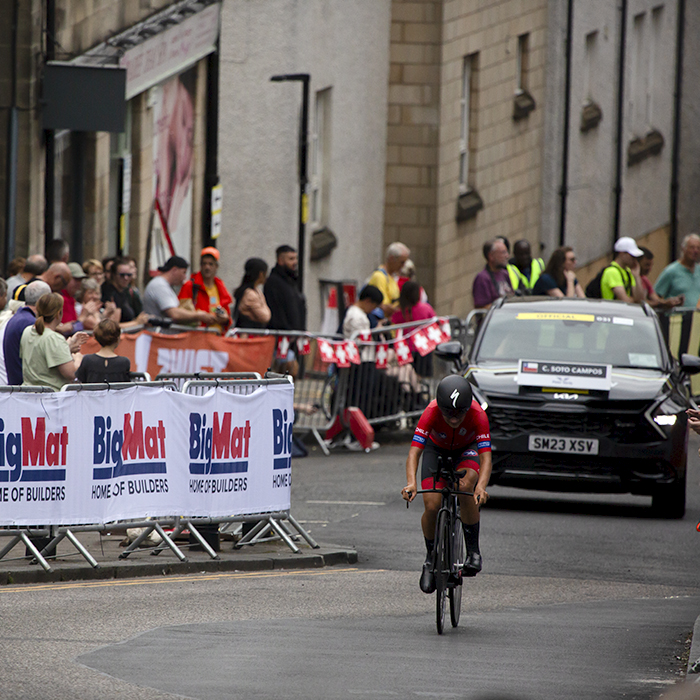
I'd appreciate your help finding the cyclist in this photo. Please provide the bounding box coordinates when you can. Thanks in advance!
[401,375,492,593]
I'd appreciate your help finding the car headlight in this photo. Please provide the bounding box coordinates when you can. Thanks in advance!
[644,395,683,437]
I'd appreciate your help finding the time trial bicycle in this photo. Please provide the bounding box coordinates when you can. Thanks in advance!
[408,454,474,634]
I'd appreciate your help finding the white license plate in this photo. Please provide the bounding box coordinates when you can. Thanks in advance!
[528,435,599,455]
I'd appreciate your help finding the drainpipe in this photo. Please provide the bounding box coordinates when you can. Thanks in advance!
[4,0,20,267]
[44,0,56,247]
[669,0,685,262]
[612,0,628,246]
[558,0,574,246]
[203,38,220,247]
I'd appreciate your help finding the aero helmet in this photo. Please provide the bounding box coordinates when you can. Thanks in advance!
[436,375,473,413]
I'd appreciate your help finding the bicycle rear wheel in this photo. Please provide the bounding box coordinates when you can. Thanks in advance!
[449,519,465,627]
[434,510,450,635]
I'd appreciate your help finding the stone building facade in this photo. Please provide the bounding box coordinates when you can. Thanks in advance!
[217,0,392,329]
[0,0,220,282]
[386,0,549,317]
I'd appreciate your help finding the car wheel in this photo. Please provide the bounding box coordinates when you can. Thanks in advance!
[651,475,686,519]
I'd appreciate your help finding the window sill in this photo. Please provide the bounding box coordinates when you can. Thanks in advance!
[456,188,484,223]
[580,100,603,132]
[627,129,664,167]
[513,89,536,121]
[309,226,337,261]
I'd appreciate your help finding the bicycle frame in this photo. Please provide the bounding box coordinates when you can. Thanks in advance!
[412,455,473,633]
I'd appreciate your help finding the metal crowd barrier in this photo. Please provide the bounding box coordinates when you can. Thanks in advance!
[0,385,69,571]
[0,375,316,570]
[225,328,346,455]
[159,376,318,554]
[225,318,465,450]
[342,316,462,432]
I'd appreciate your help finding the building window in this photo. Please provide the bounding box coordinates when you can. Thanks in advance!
[459,54,477,193]
[627,7,665,166]
[630,12,646,135]
[310,87,331,228]
[584,31,598,102]
[516,33,530,93]
[456,53,483,222]
[648,5,664,126]
[580,31,603,132]
[513,33,535,120]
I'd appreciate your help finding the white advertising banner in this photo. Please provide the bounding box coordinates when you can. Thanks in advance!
[0,384,293,526]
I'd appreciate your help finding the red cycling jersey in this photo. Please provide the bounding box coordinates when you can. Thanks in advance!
[412,399,491,453]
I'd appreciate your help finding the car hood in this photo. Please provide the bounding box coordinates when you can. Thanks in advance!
[467,362,669,401]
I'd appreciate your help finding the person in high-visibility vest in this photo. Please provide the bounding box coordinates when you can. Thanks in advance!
[507,239,545,294]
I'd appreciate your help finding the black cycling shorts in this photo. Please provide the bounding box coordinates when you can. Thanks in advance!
[420,439,480,489]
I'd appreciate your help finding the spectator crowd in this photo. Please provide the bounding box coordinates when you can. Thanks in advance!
[1,231,698,392]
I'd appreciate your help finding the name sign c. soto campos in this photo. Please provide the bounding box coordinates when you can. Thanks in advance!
[517,360,612,391]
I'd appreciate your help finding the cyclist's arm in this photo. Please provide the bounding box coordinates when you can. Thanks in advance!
[474,450,492,506]
[402,445,422,502]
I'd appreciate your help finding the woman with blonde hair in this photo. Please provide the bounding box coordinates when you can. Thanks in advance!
[20,293,88,390]
[82,259,104,285]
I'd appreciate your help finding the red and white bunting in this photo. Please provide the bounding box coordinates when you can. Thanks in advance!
[345,341,361,365]
[334,342,350,368]
[296,337,311,355]
[440,319,452,342]
[359,330,371,343]
[427,323,444,347]
[413,329,433,357]
[395,339,413,366]
[276,336,290,359]
[375,343,389,369]
[318,339,337,364]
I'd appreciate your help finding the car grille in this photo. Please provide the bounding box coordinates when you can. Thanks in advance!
[487,404,660,443]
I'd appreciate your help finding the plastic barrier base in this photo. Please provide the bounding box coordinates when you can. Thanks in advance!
[325,408,375,451]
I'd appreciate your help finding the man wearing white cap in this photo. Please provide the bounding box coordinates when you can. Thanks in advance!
[600,237,646,303]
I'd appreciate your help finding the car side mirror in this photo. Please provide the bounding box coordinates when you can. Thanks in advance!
[435,341,464,363]
[680,354,700,375]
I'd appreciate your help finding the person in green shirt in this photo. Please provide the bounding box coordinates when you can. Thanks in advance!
[654,233,700,308]
[507,239,545,294]
[600,237,646,303]
[20,292,88,391]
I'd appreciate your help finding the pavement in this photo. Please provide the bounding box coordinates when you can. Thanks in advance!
[0,525,357,586]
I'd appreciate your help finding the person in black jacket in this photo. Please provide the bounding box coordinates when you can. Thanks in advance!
[264,245,306,375]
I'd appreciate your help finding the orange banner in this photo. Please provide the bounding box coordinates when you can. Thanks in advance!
[80,331,276,378]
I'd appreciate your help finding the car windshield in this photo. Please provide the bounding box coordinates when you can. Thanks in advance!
[475,307,665,370]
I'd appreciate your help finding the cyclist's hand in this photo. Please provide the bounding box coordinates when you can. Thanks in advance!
[474,485,489,508]
[401,482,417,502]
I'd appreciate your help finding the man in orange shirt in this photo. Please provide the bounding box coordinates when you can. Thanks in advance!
[178,247,232,329]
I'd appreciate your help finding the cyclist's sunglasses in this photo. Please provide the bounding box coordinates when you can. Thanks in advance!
[440,407,467,420]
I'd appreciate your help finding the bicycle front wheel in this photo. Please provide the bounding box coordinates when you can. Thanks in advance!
[449,520,465,627]
[434,509,450,635]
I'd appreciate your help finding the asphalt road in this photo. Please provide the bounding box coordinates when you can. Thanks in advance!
[0,434,698,700]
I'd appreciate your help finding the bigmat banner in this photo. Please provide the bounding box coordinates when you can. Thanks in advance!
[0,384,293,526]
[80,331,277,378]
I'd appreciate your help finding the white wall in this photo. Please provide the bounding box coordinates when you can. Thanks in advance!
[565,0,620,264]
[543,0,678,267]
[217,0,391,330]
[619,0,677,240]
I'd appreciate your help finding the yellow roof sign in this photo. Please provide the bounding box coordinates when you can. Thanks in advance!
[516,312,595,322]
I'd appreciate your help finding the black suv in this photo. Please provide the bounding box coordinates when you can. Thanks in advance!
[450,297,699,518]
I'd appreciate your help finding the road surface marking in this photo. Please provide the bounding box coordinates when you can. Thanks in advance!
[306,500,385,506]
[0,567,384,594]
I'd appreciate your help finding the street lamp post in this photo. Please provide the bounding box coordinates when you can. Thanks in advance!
[270,73,310,292]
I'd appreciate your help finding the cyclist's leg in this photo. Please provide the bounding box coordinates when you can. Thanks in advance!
[420,442,446,546]
[455,445,482,574]
[418,442,445,593]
